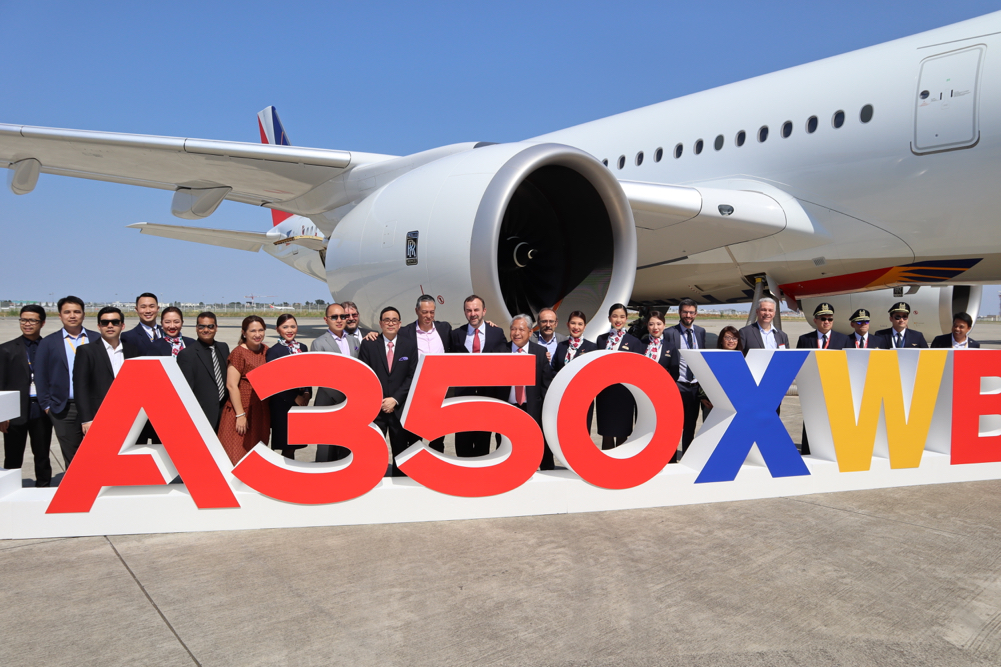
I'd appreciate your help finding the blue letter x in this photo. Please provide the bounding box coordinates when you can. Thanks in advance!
[695,351,811,484]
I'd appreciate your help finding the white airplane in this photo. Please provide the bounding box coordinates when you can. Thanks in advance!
[265,304,296,311]
[3,12,999,338]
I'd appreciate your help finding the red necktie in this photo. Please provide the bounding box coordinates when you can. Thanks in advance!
[387,341,394,372]
[515,347,527,404]
[472,329,481,353]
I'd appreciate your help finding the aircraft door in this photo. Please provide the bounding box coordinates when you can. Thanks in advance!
[913,45,985,154]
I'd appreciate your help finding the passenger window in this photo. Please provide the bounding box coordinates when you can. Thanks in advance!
[617,155,625,169]
[654,147,663,162]
[602,159,608,167]
[807,116,818,133]
[758,126,769,142]
[736,130,746,146]
[695,139,704,154]
[714,134,724,151]
[782,121,792,138]
[674,143,683,158]
[860,104,874,123]
[833,110,845,128]
[635,151,644,166]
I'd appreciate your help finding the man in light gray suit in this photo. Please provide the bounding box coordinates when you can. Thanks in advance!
[531,308,567,366]
[311,303,361,462]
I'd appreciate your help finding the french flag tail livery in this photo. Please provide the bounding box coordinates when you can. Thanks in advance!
[257,106,293,226]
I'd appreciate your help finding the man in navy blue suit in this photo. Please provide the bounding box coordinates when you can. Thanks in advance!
[450,295,508,457]
[796,302,850,455]
[874,302,929,349]
[663,298,708,457]
[34,296,100,468]
[931,312,982,349]
[120,292,163,356]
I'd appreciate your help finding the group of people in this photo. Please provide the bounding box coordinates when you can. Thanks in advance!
[0,291,983,487]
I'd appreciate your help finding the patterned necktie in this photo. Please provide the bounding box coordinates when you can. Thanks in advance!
[606,330,624,350]
[165,336,183,356]
[646,337,660,360]
[565,337,583,364]
[282,339,301,354]
[472,328,481,353]
[821,333,828,349]
[210,346,225,402]
[387,341,394,372]
[515,347,527,404]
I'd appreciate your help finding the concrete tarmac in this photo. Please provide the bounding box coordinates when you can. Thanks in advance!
[2,314,1001,665]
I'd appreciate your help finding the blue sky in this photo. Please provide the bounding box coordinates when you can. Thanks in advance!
[2,1,1000,311]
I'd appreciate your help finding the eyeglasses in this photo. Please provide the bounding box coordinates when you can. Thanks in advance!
[722,335,738,342]
[854,320,870,325]
[98,319,123,326]
[18,318,41,325]
[327,314,350,321]
[817,317,834,322]
[345,313,359,319]
[381,318,401,324]
[892,314,909,320]
[196,324,217,330]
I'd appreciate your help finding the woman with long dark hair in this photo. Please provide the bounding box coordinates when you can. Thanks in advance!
[218,315,270,465]
[265,314,311,459]
[594,303,644,450]
[699,325,743,415]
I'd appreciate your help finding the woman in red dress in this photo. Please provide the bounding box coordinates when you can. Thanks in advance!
[218,316,270,465]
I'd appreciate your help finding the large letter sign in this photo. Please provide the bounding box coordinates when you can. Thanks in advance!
[2,348,1001,539]
[232,353,389,504]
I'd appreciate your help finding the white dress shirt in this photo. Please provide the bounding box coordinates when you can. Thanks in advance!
[103,338,125,377]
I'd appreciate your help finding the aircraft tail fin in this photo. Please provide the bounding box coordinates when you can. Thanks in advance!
[257,106,295,226]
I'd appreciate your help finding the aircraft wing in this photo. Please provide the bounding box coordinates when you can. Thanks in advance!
[0,123,393,209]
[127,222,269,252]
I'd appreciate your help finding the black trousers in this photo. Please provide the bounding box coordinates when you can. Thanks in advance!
[3,405,53,486]
[374,411,412,477]
[512,403,554,471]
[677,381,702,455]
[800,426,810,456]
[454,430,492,457]
[48,400,83,468]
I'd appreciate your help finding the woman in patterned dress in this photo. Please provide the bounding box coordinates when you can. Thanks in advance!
[265,314,311,459]
[218,315,270,465]
[594,303,644,450]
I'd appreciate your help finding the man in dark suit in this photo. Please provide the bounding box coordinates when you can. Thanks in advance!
[506,314,555,469]
[843,308,885,349]
[120,292,163,356]
[532,308,567,366]
[177,312,230,430]
[120,292,163,443]
[931,312,981,349]
[311,303,360,462]
[450,295,508,457]
[874,302,929,350]
[358,306,419,476]
[397,294,453,453]
[663,298,708,457]
[739,297,790,353]
[34,296,100,468]
[0,305,53,486]
[73,307,141,434]
[796,302,850,351]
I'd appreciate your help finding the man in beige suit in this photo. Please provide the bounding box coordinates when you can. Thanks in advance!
[311,303,360,462]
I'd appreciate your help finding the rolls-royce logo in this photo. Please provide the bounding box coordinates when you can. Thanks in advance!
[406,231,419,266]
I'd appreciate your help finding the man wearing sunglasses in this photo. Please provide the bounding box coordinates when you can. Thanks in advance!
[72,307,140,435]
[177,312,230,431]
[843,309,887,349]
[311,303,360,462]
[796,303,850,351]
[874,302,928,349]
[796,303,849,455]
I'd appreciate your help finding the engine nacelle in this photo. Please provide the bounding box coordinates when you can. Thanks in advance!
[325,142,637,338]
[800,284,983,336]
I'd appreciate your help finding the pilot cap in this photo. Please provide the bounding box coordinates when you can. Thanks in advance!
[813,303,835,317]
[889,302,911,315]
[850,308,871,323]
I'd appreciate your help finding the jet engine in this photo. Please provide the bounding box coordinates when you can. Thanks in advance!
[324,142,637,338]
[800,284,983,336]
